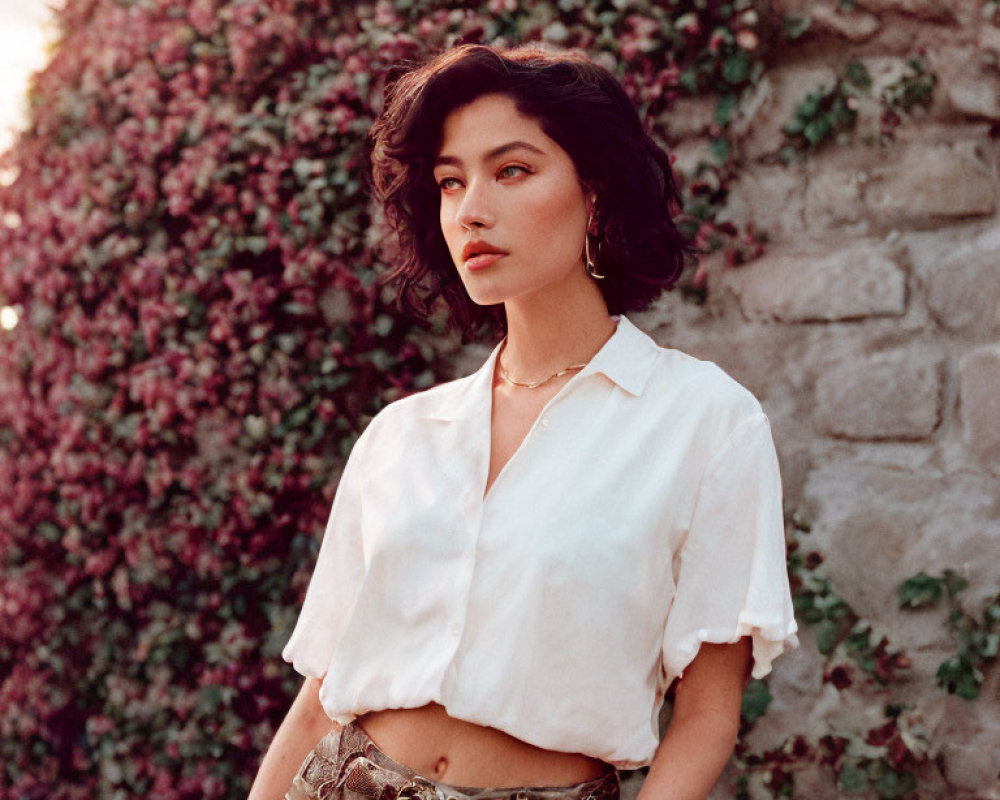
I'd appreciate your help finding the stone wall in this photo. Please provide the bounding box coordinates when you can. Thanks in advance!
[453,2,1000,797]
[659,2,1000,796]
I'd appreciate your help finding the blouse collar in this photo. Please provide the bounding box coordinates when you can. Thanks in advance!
[422,314,659,422]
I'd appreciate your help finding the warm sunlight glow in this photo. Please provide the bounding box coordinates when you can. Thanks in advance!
[0,0,58,156]
[1,306,20,331]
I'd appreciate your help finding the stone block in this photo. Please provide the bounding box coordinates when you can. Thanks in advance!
[657,96,716,141]
[723,243,906,322]
[804,167,866,231]
[856,0,954,20]
[940,739,1000,792]
[811,3,881,40]
[803,459,1000,629]
[906,228,1000,334]
[863,144,996,224]
[814,349,942,440]
[946,68,1000,120]
[979,23,1000,55]
[736,66,838,159]
[859,56,915,101]
[729,76,771,140]
[742,627,830,753]
[718,165,807,241]
[935,694,1000,792]
[668,139,715,182]
[959,344,1000,464]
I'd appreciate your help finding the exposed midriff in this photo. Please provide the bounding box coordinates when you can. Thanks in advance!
[356,703,609,788]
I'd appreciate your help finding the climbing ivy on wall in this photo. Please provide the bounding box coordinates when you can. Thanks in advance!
[727,514,931,800]
[899,570,1000,701]
[782,55,936,156]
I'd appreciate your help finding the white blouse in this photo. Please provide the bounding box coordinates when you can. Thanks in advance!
[282,314,798,768]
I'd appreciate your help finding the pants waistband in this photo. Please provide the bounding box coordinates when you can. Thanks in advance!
[286,721,620,800]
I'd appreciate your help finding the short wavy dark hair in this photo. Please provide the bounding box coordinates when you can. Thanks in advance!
[367,43,692,336]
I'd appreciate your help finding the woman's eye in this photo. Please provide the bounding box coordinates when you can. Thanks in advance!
[437,166,529,191]
[498,165,529,179]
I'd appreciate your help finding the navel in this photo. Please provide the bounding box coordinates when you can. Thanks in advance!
[432,755,449,778]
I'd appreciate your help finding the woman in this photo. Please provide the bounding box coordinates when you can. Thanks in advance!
[249,43,798,800]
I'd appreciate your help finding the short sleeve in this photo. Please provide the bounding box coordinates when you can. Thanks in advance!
[660,412,798,686]
[281,433,368,679]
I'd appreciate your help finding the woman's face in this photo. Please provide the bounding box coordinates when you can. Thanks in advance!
[433,92,593,308]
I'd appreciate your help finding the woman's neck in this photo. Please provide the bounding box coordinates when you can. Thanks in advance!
[500,280,616,383]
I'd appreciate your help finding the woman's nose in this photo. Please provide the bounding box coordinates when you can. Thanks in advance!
[456,179,495,229]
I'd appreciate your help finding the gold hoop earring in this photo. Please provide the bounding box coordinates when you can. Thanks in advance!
[585,211,606,280]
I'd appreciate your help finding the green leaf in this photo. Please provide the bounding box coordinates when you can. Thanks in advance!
[722,50,751,85]
[782,14,811,40]
[741,678,772,724]
[955,672,982,700]
[897,572,944,608]
[197,685,224,714]
[814,619,840,654]
[715,94,737,126]
[803,117,832,145]
[709,137,731,163]
[37,521,61,542]
[798,92,822,117]
[844,60,872,91]
[943,569,969,598]
[679,67,699,94]
[783,117,804,136]
[875,767,916,798]
[937,657,982,700]
[838,762,869,794]
[242,235,269,255]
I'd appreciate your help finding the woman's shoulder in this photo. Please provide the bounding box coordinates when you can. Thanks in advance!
[637,340,776,474]
[360,367,483,435]
[643,338,765,423]
[344,372,477,469]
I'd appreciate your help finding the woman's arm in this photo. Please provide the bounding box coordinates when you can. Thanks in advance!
[247,676,337,800]
[637,638,753,800]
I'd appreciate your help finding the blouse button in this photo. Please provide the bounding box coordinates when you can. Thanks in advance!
[540,417,550,428]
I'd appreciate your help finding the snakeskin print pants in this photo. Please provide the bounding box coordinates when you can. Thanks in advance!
[285,722,620,800]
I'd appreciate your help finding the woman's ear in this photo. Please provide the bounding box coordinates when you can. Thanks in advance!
[580,180,597,214]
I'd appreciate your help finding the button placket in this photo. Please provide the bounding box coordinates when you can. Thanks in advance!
[442,490,484,670]
[440,387,494,676]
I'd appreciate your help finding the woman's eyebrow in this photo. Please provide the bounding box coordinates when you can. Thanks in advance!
[433,140,546,168]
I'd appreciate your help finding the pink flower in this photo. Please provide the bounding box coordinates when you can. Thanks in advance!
[188,0,218,36]
[736,29,759,51]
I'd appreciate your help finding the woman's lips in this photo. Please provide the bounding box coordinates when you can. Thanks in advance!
[465,252,506,271]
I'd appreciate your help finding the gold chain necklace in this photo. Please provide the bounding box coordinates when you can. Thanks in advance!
[495,339,588,390]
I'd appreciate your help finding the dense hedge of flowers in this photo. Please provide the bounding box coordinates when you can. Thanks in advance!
[0,1,783,797]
